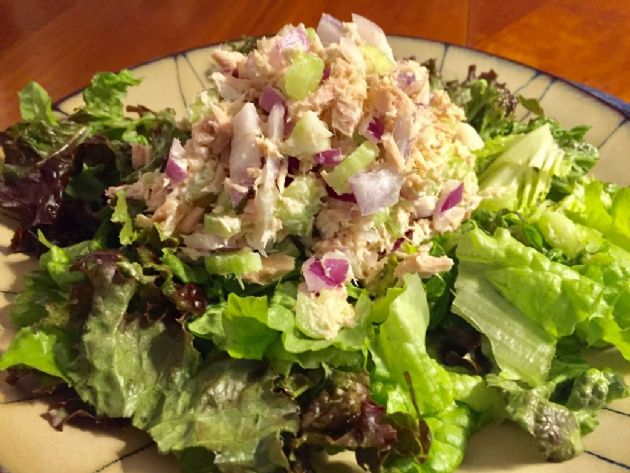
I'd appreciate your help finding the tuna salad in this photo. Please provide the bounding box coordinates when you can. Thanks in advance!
[0,12,629,473]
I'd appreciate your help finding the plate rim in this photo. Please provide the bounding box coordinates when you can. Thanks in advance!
[52,33,630,121]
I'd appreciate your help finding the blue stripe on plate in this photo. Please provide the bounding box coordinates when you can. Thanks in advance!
[604,406,630,418]
[570,81,630,118]
[586,450,630,470]
[93,443,153,473]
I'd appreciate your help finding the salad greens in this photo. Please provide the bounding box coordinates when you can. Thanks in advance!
[1,13,629,473]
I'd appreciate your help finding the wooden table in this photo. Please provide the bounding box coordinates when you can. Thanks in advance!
[1,0,629,129]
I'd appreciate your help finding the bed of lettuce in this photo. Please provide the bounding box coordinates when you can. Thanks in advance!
[0,57,629,473]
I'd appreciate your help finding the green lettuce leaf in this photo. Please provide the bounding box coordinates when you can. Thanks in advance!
[370,274,455,415]
[0,327,65,379]
[488,362,627,461]
[82,70,141,121]
[452,263,555,386]
[478,124,566,213]
[58,255,299,471]
[18,81,58,125]
[562,179,630,251]
[10,270,66,328]
[222,294,277,359]
[111,190,139,245]
[457,227,613,338]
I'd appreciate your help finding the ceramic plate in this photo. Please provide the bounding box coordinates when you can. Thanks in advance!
[1,36,630,473]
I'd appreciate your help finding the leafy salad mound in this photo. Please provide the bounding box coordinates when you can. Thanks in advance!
[0,13,629,473]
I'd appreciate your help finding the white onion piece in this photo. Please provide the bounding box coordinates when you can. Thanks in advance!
[339,37,366,71]
[278,26,310,51]
[393,116,413,159]
[229,103,262,205]
[165,138,188,184]
[350,169,403,216]
[251,158,280,251]
[413,195,438,219]
[456,122,484,151]
[211,72,250,100]
[266,103,285,143]
[351,13,394,61]
[316,13,342,46]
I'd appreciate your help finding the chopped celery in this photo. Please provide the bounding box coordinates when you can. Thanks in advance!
[360,44,394,75]
[204,249,262,276]
[277,175,325,235]
[323,141,379,194]
[282,111,332,156]
[204,214,242,238]
[305,27,318,44]
[187,89,219,123]
[282,51,325,100]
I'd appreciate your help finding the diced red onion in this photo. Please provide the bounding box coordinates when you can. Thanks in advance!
[279,26,310,52]
[321,253,350,283]
[266,103,285,142]
[362,117,385,143]
[259,86,285,113]
[326,184,357,202]
[437,182,464,214]
[316,13,342,46]
[350,169,403,216]
[314,148,343,166]
[322,66,331,81]
[229,103,262,204]
[165,138,188,184]
[288,156,300,174]
[228,188,248,208]
[392,238,405,252]
[302,252,349,292]
[397,71,415,88]
[352,13,394,61]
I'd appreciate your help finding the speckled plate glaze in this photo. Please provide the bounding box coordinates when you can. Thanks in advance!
[1,36,630,473]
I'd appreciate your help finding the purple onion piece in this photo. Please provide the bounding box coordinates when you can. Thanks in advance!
[314,148,343,166]
[322,66,331,81]
[397,71,415,88]
[316,13,342,46]
[392,238,405,252]
[438,183,464,213]
[259,86,285,113]
[325,185,357,202]
[320,256,349,284]
[302,253,349,292]
[279,27,310,51]
[363,117,385,143]
[165,138,187,184]
[288,156,301,174]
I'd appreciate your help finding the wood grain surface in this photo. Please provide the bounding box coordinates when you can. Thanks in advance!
[0,0,628,129]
